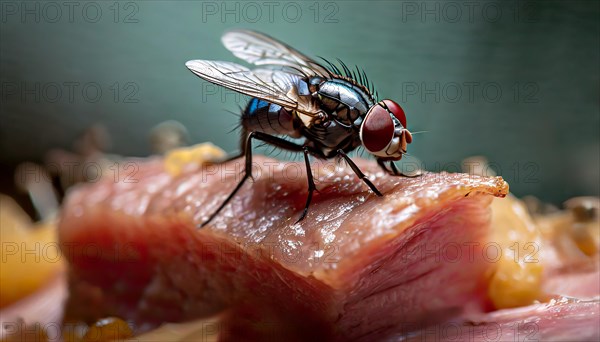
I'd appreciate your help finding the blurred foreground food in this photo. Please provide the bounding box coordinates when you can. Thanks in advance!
[0,195,64,308]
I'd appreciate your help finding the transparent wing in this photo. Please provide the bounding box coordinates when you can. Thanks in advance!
[221,29,330,78]
[185,60,324,120]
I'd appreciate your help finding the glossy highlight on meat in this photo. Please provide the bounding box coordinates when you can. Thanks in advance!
[59,156,509,340]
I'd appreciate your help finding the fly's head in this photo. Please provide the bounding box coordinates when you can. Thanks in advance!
[359,100,413,161]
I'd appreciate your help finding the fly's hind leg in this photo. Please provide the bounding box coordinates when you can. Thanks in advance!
[217,126,248,164]
[201,131,316,227]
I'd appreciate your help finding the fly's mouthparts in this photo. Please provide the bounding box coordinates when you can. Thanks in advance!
[404,130,413,144]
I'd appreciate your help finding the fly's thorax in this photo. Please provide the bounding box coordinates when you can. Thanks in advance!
[308,76,324,94]
[312,78,374,126]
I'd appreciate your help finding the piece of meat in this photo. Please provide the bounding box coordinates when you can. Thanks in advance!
[59,156,508,340]
[400,298,600,342]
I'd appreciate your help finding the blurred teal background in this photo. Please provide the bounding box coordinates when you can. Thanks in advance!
[1,0,598,204]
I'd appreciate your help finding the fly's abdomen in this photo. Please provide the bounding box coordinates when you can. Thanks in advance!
[241,98,298,137]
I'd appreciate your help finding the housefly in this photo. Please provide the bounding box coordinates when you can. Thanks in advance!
[186,29,418,227]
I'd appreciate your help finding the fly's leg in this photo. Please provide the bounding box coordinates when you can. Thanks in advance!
[377,158,421,178]
[376,158,391,173]
[216,126,247,164]
[337,150,383,197]
[201,131,306,227]
[296,147,318,224]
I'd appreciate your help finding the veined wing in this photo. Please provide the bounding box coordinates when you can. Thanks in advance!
[185,60,325,124]
[221,29,330,78]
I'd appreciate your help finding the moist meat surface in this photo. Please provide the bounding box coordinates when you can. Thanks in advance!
[59,156,509,340]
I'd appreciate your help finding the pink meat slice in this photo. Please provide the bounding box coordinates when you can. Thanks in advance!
[59,156,508,340]
[400,298,600,342]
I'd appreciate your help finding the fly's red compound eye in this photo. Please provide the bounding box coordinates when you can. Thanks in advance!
[360,104,394,153]
[382,99,407,128]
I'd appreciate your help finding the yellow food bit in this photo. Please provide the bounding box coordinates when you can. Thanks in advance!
[0,194,32,233]
[536,198,599,261]
[563,196,599,257]
[82,317,133,342]
[62,320,89,342]
[487,195,544,309]
[570,222,599,256]
[0,195,64,308]
[164,143,226,177]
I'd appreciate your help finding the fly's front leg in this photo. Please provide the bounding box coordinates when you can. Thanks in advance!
[201,131,306,227]
[376,158,421,178]
[338,150,383,196]
[377,158,391,174]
